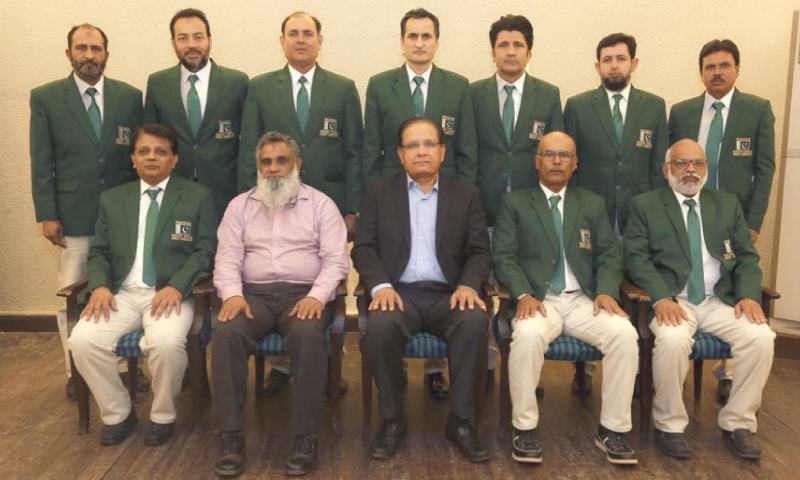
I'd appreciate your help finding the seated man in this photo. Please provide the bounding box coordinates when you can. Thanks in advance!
[69,124,217,447]
[352,117,492,463]
[211,131,349,477]
[493,132,639,465]
[624,139,775,460]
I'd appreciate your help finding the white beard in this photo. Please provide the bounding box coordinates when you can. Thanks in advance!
[254,167,301,211]
[667,168,707,197]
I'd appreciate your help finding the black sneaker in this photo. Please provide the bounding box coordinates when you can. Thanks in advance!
[595,425,637,465]
[511,427,542,463]
[722,429,761,460]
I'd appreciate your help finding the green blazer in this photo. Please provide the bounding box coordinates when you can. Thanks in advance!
[471,74,564,226]
[237,65,364,214]
[144,61,248,221]
[564,86,668,228]
[667,89,775,231]
[30,74,143,236]
[87,176,217,299]
[623,188,761,307]
[493,185,622,303]
[363,65,477,182]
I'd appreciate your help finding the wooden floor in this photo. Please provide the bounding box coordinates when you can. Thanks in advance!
[1,332,798,479]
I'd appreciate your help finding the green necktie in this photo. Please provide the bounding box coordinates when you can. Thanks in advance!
[549,194,566,294]
[296,76,310,132]
[502,84,515,144]
[684,198,705,304]
[412,76,425,116]
[85,87,102,141]
[187,74,202,138]
[705,101,724,189]
[142,188,161,287]
[612,93,624,143]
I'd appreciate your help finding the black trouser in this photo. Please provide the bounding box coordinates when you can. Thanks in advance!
[211,282,330,436]
[365,282,488,423]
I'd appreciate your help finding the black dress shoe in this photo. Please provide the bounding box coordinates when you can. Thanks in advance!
[571,372,592,396]
[100,410,137,446]
[718,379,733,405]
[511,427,542,463]
[424,372,449,400]
[286,434,319,476]
[445,414,489,463]
[215,434,246,477]
[259,368,291,397]
[144,421,174,446]
[370,416,407,459]
[595,425,637,465]
[722,429,761,460]
[66,377,76,401]
[654,429,691,459]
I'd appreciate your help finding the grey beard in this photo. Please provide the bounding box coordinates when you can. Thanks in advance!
[667,168,707,197]
[255,168,301,211]
[72,59,105,82]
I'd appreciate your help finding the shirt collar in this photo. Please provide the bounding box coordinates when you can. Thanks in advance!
[180,60,212,86]
[405,64,432,85]
[539,182,566,199]
[604,83,631,103]
[495,72,526,96]
[288,64,317,86]
[406,173,439,192]
[703,88,734,111]
[73,73,104,97]
[672,188,702,208]
[140,176,171,195]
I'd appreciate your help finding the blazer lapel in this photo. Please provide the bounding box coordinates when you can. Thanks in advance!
[425,65,445,117]
[483,77,506,145]
[124,184,140,261]
[661,189,692,261]
[720,89,744,158]
[392,66,417,119]
[62,75,99,146]
[164,66,193,140]
[435,177,452,253]
[277,66,303,137]
[590,87,619,149]
[198,61,223,138]
[154,178,183,242]
[530,188,560,256]
[392,174,411,252]
[562,187,581,251]
[619,87,644,152]
[99,78,118,150]
[686,93,704,137]
[305,66,328,140]
[511,74,538,146]
[698,191,720,259]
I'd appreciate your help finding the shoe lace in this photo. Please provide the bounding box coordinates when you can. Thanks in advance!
[515,429,538,448]
[603,432,632,453]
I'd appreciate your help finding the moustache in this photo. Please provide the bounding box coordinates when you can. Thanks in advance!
[712,75,724,82]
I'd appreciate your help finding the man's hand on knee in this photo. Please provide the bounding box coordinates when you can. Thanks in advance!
[449,285,486,312]
[515,294,546,320]
[218,296,253,322]
[653,298,688,326]
[290,296,324,320]
[593,294,628,318]
[150,285,183,320]
[734,298,767,324]
[369,287,404,312]
[81,286,117,322]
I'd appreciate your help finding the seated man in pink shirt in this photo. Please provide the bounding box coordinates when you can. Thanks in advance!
[210,131,349,477]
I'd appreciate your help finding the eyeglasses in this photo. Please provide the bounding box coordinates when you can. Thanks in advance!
[671,159,707,169]
[537,150,575,161]
[400,140,441,151]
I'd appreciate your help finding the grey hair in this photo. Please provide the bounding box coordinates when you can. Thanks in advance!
[254,131,302,163]
[664,146,672,164]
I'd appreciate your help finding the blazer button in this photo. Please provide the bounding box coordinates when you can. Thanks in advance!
[98,179,106,185]
[97,157,104,164]
[193,145,198,150]
[615,185,621,190]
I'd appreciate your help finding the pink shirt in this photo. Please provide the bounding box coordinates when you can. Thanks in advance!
[214,184,349,304]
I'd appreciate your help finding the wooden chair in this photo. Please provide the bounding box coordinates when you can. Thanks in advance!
[491,283,640,439]
[355,282,490,431]
[623,281,780,437]
[62,278,215,434]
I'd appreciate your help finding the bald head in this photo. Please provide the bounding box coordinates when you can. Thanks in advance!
[537,131,576,156]
[664,139,708,196]
[535,131,578,191]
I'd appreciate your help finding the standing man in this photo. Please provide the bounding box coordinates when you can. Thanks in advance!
[363,8,477,182]
[624,139,774,460]
[144,8,249,221]
[493,132,639,465]
[69,124,217,447]
[471,14,563,228]
[30,23,143,399]
[353,118,491,463]
[667,40,775,404]
[238,11,363,237]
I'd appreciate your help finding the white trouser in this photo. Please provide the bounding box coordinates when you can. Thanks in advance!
[650,297,775,433]
[57,236,92,377]
[69,287,193,425]
[509,291,639,432]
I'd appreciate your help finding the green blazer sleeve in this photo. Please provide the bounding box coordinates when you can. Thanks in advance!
[30,86,59,222]
[237,82,263,192]
[339,79,364,213]
[492,192,537,300]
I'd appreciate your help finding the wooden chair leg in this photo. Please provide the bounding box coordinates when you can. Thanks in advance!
[575,360,589,395]
[254,355,266,397]
[498,337,511,441]
[328,332,344,438]
[360,334,372,432]
[694,359,703,401]
[187,332,208,419]
[640,338,653,438]
[71,353,90,434]
[473,348,488,431]
[126,358,138,401]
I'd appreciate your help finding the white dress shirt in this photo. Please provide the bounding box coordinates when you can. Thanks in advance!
[697,88,734,150]
[672,189,721,299]
[604,83,631,122]
[180,62,211,116]
[289,64,317,110]
[405,64,432,108]
[496,73,525,127]
[540,183,581,293]
[121,177,171,290]
[73,74,105,119]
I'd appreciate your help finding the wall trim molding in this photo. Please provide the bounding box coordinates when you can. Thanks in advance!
[0,315,57,332]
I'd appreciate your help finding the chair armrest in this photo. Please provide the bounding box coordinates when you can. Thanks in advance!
[622,280,652,341]
[620,281,639,302]
[761,286,781,320]
[483,282,497,298]
[190,277,216,335]
[56,279,89,326]
[354,281,369,333]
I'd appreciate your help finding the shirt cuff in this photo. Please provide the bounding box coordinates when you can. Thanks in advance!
[371,283,393,298]
[307,285,334,305]
[218,286,243,303]
[516,293,530,301]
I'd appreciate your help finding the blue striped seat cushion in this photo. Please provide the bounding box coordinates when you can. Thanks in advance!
[544,335,603,361]
[404,332,448,358]
[690,331,731,360]
[254,329,332,356]
[115,329,145,358]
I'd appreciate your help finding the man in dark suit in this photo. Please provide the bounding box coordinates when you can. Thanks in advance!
[30,23,142,399]
[144,8,249,222]
[667,39,776,403]
[69,124,217,447]
[493,132,639,465]
[352,117,491,463]
[471,14,564,227]
[363,8,477,183]
[624,139,774,460]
